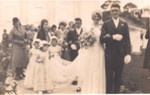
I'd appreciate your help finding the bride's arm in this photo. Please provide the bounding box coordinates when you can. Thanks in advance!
[100,23,114,44]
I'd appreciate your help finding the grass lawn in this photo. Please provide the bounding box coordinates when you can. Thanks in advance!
[123,50,150,93]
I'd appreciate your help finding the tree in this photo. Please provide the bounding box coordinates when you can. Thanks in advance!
[124,2,137,9]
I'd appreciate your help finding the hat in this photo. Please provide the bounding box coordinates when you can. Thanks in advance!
[91,10,102,19]
[51,36,58,40]
[12,17,19,25]
[50,36,58,42]
[33,39,41,45]
[40,40,49,48]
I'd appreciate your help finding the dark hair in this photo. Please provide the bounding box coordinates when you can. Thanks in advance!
[40,19,48,30]
[12,17,20,25]
[52,25,57,29]
[34,28,38,32]
[4,29,6,32]
[75,17,82,23]
[58,22,67,29]
[37,19,48,41]
[69,21,74,25]
[111,4,120,9]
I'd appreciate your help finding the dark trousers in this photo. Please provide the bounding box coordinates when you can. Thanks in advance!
[15,67,23,76]
[61,48,71,61]
[105,53,124,93]
[70,50,78,61]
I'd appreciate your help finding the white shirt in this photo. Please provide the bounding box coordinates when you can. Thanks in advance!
[112,18,120,28]
[76,28,82,35]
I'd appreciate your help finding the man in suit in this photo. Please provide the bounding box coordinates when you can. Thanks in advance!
[100,4,131,93]
[67,18,84,92]
[67,18,83,61]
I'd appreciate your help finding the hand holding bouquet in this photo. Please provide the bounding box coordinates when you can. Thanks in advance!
[79,30,97,49]
[35,55,45,64]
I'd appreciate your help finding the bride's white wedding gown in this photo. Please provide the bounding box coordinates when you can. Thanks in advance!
[48,23,106,94]
[76,24,106,94]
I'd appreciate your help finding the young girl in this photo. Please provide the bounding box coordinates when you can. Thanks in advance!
[33,40,53,94]
[24,39,41,89]
[47,36,76,92]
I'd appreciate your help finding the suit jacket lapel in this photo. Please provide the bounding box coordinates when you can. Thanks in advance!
[79,28,83,35]
[117,20,123,32]
[75,28,83,37]
[110,19,117,30]
[74,29,78,36]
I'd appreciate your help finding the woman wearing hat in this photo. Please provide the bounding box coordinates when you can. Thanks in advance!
[9,17,28,80]
[36,19,51,42]
[75,10,105,93]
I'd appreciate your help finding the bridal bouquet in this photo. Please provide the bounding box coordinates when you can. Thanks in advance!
[79,30,97,49]
[35,55,45,64]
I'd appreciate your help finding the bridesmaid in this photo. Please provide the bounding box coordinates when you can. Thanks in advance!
[50,25,57,36]
[36,19,51,42]
[56,21,71,61]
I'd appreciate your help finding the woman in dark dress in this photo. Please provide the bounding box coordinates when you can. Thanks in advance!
[144,20,150,71]
[36,19,51,42]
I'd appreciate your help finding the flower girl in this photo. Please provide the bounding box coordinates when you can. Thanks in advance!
[48,36,70,91]
[33,40,53,93]
[24,40,53,94]
[24,39,41,88]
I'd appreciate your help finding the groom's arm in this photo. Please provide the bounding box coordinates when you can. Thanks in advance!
[124,23,131,64]
[124,23,131,55]
[100,23,114,44]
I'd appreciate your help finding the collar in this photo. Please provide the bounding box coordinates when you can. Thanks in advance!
[112,17,119,22]
[76,27,81,30]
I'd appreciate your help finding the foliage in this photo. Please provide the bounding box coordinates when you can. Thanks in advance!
[124,2,137,8]
[120,11,146,28]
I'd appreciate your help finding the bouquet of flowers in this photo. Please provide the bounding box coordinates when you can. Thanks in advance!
[5,72,17,95]
[79,30,97,49]
[35,55,45,64]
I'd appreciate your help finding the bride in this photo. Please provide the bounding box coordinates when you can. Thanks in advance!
[65,10,106,94]
[77,10,106,94]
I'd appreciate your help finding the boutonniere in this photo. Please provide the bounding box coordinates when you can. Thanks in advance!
[121,24,124,26]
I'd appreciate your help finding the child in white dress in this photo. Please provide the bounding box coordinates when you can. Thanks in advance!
[24,39,41,88]
[27,40,53,94]
[35,40,54,94]
[48,36,72,91]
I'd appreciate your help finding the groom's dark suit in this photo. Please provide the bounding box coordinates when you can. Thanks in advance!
[100,18,131,93]
[67,28,83,61]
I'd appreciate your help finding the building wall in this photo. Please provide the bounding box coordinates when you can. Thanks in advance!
[0,0,101,41]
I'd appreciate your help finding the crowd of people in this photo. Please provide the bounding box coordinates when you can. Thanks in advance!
[0,3,149,94]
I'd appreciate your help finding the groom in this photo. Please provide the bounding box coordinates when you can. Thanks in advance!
[100,4,131,93]
[67,17,83,61]
[67,17,84,92]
